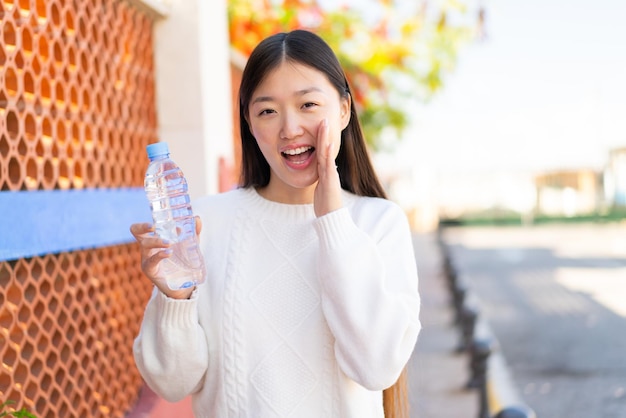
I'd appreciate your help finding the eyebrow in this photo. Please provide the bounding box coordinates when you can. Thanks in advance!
[251,87,323,105]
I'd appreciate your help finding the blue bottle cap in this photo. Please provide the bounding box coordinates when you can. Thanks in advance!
[147,142,170,159]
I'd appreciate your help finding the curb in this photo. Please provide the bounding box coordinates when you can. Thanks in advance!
[474,313,526,415]
[436,229,535,417]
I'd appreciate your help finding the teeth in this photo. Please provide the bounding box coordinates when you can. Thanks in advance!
[283,146,312,156]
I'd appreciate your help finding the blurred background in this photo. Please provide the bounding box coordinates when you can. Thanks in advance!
[0,0,625,417]
[380,0,626,231]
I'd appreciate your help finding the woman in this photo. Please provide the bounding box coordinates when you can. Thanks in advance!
[131,29,421,418]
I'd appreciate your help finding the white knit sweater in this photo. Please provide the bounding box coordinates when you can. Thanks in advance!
[133,187,421,418]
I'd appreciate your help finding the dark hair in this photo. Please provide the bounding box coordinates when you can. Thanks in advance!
[238,29,387,199]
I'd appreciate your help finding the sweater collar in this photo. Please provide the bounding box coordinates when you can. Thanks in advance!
[239,187,358,221]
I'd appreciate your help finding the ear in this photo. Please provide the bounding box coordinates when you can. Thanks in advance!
[340,93,351,130]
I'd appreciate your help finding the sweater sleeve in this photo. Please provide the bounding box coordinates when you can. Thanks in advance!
[314,202,421,390]
[133,287,209,402]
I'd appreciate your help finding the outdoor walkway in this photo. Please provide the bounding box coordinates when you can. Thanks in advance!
[408,232,479,418]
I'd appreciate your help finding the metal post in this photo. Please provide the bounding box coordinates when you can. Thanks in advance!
[457,304,478,353]
[452,281,467,323]
[467,338,493,418]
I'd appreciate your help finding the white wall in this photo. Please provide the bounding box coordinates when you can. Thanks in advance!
[150,0,233,200]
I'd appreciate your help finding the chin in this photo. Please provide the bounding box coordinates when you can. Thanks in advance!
[289,182,317,191]
[281,171,317,186]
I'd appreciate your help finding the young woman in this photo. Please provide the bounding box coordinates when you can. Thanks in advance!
[131,29,421,418]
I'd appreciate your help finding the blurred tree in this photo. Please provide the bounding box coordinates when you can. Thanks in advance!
[228,0,483,149]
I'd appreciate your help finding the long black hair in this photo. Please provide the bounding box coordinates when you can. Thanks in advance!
[238,29,387,199]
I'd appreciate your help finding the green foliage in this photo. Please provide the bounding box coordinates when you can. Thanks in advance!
[0,401,37,418]
[229,0,482,150]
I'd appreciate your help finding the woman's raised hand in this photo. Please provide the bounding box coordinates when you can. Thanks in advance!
[314,119,343,217]
[129,217,202,299]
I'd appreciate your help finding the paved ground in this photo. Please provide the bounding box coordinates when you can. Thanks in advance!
[408,233,479,418]
[441,223,626,418]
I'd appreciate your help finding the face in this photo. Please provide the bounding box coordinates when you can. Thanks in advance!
[247,61,351,203]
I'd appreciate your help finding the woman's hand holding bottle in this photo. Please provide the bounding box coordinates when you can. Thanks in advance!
[130,217,202,299]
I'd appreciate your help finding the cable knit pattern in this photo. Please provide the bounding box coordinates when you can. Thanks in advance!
[322,328,337,417]
[249,217,320,415]
[251,343,317,415]
[250,266,319,338]
[133,187,421,418]
[223,208,249,417]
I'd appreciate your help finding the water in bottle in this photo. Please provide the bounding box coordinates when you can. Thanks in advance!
[144,142,206,290]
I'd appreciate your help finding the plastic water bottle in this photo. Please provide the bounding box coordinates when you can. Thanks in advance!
[144,142,206,290]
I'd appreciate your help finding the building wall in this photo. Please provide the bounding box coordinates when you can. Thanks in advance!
[152,0,233,200]
[535,169,601,216]
[604,147,626,206]
[229,48,246,189]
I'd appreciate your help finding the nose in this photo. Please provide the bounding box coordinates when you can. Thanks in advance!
[279,110,304,140]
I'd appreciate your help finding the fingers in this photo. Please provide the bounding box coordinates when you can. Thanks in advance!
[328,141,335,171]
[130,222,168,249]
[313,118,343,217]
[130,222,153,240]
[316,118,332,175]
[141,247,171,277]
[130,222,171,280]
[195,216,203,236]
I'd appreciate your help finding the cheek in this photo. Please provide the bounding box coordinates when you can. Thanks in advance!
[249,125,270,148]
[251,134,278,163]
[331,122,344,149]
[254,138,273,158]
[333,136,342,160]
[250,119,279,142]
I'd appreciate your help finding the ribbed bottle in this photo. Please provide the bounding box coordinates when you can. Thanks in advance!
[144,142,206,290]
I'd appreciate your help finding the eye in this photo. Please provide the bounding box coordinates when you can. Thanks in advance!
[258,108,276,116]
[302,102,318,110]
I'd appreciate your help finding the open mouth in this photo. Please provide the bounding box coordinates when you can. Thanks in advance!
[281,146,315,164]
